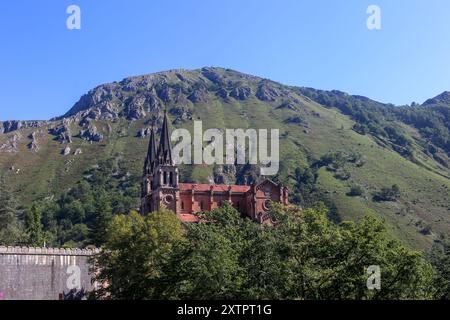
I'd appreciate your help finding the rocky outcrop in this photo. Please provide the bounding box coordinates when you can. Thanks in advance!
[169,106,193,124]
[277,100,299,111]
[256,82,282,102]
[187,85,210,104]
[27,132,39,152]
[201,68,226,86]
[62,146,71,156]
[230,86,252,100]
[137,127,151,138]
[48,68,288,126]
[284,116,305,125]
[0,133,21,153]
[0,120,46,134]
[79,124,104,142]
[49,123,72,144]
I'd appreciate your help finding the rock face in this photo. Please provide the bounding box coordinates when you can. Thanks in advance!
[230,86,252,100]
[0,68,312,159]
[49,123,72,144]
[27,132,39,152]
[0,133,21,153]
[256,82,282,101]
[169,106,193,124]
[79,124,103,142]
[137,127,151,138]
[53,68,290,126]
[0,121,46,134]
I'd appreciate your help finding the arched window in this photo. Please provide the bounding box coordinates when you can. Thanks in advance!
[169,172,174,185]
[181,201,184,210]
[163,172,167,185]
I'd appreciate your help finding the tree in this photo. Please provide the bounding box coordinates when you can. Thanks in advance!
[0,175,25,245]
[164,204,250,299]
[25,204,44,246]
[89,190,113,246]
[92,209,185,300]
[347,184,364,197]
[270,203,434,299]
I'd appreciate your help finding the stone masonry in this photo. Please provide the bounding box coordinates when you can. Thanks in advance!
[0,246,99,300]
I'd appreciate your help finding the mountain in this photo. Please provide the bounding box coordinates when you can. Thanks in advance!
[0,67,449,250]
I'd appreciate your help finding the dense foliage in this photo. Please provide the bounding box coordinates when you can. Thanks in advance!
[0,158,141,247]
[93,203,437,300]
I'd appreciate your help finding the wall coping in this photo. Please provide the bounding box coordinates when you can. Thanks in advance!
[0,246,100,256]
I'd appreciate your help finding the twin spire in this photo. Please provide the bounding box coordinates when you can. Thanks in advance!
[144,109,173,175]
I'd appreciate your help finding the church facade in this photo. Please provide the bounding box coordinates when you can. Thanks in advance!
[140,111,289,223]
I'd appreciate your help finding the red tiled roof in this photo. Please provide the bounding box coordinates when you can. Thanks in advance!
[178,183,250,193]
[177,214,200,223]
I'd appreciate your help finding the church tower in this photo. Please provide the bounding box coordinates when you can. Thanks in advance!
[141,110,180,215]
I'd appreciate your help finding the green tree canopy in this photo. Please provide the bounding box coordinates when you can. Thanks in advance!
[94,202,435,300]
[92,209,185,300]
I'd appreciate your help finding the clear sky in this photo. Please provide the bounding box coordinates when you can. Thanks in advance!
[1,0,450,120]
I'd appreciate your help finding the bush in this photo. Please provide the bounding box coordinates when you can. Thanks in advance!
[373,184,401,202]
[347,185,364,197]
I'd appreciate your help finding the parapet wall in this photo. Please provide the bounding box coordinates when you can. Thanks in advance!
[0,246,99,300]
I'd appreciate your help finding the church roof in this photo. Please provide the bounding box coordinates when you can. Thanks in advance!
[177,214,200,223]
[179,183,251,193]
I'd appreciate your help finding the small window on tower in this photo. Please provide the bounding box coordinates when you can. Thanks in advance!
[200,201,204,211]
[181,201,184,210]
[170,172,173,185]
[163,172,167,185]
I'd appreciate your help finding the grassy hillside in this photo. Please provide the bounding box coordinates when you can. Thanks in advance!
[0,67,449,250]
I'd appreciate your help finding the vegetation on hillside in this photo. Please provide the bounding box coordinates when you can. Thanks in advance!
[298,87,450,164]
[0,158,140,248]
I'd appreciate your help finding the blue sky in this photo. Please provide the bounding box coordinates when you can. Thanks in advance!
[1,0,450,120]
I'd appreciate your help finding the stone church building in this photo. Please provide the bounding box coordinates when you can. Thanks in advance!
[140,111,289,223]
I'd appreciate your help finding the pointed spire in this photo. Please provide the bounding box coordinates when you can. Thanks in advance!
[157,109,173,165]
[144,126,157,174]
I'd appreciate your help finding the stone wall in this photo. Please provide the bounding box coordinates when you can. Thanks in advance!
[0,246,99,300]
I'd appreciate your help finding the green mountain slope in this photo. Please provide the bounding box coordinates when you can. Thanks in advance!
[1,67,449,250]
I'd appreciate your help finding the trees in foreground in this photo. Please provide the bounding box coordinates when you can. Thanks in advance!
[92,203,436,300]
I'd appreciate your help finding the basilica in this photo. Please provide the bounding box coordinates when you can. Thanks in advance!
[140,111,289,223]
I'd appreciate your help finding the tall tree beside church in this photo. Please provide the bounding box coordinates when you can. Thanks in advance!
[92,209,185,300]
[89,190,113,246]
[25,203,44,246]
[0,175,25,245]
